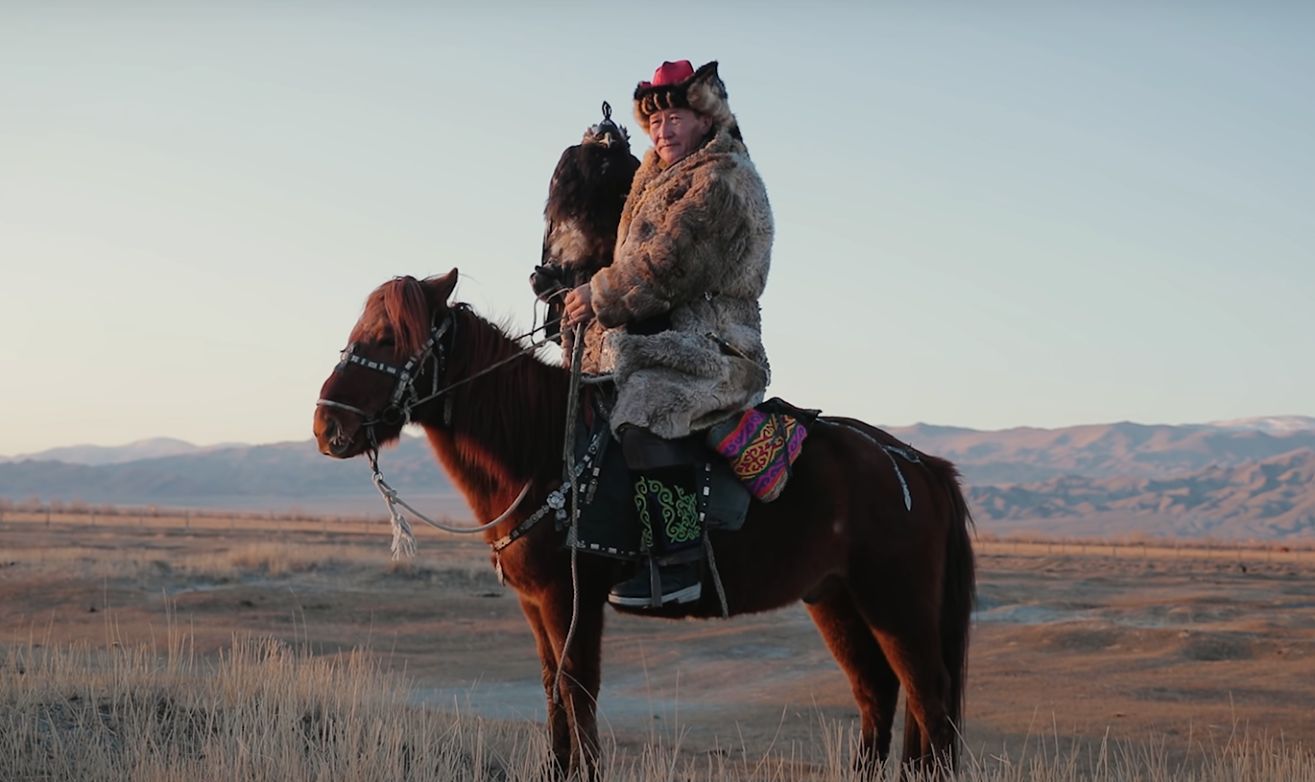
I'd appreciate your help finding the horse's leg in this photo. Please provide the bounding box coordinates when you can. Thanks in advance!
[900,701,926,768]
[805,588,901,771]
[538,584,607,781]
[870,625,953,773]
[519,598,572,778]
[845,558,953,773]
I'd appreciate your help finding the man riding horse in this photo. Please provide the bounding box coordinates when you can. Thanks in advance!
[553,60,775,609]
[317,59,972,777]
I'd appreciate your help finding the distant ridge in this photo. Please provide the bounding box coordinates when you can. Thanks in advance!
[1,437,238,466]
[886,420,1315,485]
[0,434,458,515]
[4,420,1315,539]
[969,447,1315,540]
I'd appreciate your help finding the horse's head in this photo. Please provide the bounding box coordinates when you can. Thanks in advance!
[314,269,460,459]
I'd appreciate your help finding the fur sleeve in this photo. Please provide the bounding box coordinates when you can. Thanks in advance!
[590,172,744,329]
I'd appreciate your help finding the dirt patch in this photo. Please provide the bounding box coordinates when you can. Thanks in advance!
[1040,626,1124,653]
[1177,632,1256,662]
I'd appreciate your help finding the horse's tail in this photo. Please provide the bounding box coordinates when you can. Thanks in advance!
[925,454,975,765]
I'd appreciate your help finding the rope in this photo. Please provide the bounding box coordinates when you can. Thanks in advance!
[369,448,531,559]
[551,322,588,706]
[370,454,417,560]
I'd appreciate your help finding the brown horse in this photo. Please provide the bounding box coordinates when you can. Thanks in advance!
[313,270,975,778]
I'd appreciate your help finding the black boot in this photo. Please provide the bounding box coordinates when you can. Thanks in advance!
[608,463,703,608]
[607,558,702,608]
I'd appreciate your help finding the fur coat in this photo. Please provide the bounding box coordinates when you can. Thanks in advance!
[581,125,774,439]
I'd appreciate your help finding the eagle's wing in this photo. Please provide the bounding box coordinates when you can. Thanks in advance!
[542,144,595,271]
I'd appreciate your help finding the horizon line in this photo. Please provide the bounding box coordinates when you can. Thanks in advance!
[5,413,1315,460]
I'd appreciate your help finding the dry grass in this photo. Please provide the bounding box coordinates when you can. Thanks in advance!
[1,632,1312,782]
[0,541,385,582]
[5,509,1315,779]
[0,532,490,586]
[1,632,546,782]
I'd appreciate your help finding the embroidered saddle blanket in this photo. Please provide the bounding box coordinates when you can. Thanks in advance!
[708,401,809,502]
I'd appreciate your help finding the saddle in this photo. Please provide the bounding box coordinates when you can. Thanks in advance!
[562,391,817,561]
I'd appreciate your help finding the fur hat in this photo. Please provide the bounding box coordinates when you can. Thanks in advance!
[633,60,737,137]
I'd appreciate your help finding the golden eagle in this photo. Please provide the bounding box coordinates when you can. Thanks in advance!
[531,102,640,343]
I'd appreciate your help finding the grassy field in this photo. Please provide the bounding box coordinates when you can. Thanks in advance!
[3,508,1314,780]
[4,635,1314,781]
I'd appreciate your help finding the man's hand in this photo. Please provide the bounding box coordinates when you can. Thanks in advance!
[563,283,594,329]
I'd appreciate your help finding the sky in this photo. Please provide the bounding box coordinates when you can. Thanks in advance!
[2,3,1312,456]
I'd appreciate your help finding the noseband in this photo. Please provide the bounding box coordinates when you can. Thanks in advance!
[316,310,455,446]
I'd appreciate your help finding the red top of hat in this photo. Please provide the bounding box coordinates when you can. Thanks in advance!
[640,60,695,89]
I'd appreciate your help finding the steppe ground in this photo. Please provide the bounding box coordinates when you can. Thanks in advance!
[2,510,1313,767]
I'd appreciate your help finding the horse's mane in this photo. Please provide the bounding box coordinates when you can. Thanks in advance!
[349,276,434,356]
[443,304,568,481]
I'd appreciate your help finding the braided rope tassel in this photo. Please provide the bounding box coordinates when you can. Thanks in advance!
[390,509,417,560]
[370,453,417,560]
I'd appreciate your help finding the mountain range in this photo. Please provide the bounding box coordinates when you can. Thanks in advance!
[885,417,1315,484]
[970,448,1315,540]
[3,416,1314,539]
[0,435,463,517]
[0,438,238,466]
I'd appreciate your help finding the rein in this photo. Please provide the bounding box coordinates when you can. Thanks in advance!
[552,323,589,705]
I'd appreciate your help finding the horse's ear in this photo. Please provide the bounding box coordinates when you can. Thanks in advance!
[425,269,459,306]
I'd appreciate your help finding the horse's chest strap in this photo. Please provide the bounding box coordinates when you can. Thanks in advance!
[489,431,605,582]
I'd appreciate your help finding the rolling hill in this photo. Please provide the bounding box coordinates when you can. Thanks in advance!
[968,447,1315,539]
[3,418,1314,539]
[886,419,1315,485]
[0,435,458,515]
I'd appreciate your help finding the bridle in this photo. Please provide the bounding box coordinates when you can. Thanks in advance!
[315,309,456,449]
[318,305,561,442]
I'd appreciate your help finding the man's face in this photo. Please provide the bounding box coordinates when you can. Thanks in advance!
[647,107,712,165]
